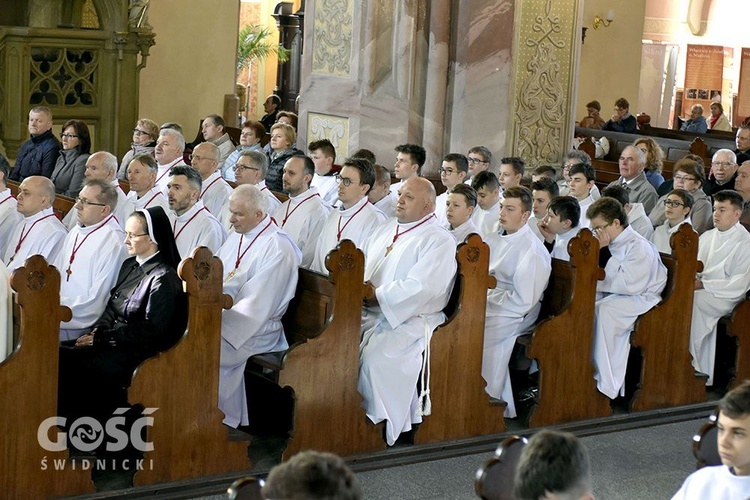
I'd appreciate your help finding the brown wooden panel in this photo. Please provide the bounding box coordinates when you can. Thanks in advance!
[0,255,95,498]
[278,240,383,459]
[630,224,707,410]
[119,179,131,194]
[416,234,505,444]
[726,298,750,389]
[527,229,612,427]
[129,247,250,485]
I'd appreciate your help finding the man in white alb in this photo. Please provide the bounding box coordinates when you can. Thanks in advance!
[0,160,22,257]
[191,142,232,216]
[435,153,468,226]
[568,163,597,229]
[4,176,67,272]
[221,150,282,230]
[217,184,301,427]
[587,197,667,399]
[309,158,386,274]
[167,165,227,258]
[390,144,425,196]
[471,171,502,237]
[690,190,750,385]
[126,153,170,213]
[56,179,128,341]
[273,154,331,267]
[358,177,457,446]
[482,186,551,418]
[368,163,397,218]
[465,146,493,184]
[63,151,134,230]
[154,128,187,193]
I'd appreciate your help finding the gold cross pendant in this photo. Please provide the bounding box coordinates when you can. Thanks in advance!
[66,267,72,282]
[385,244,393,256]
[225,270,236,282]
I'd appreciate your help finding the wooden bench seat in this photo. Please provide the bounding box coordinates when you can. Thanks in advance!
[128,247,250,486]
[527,229,612,427]
[415,234,504,444]
[630,224,706,411]
[0,255,95,497]
[721,295,750,389]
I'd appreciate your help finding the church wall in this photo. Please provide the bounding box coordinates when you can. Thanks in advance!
[575,0,646,123]
[138,1,240,141]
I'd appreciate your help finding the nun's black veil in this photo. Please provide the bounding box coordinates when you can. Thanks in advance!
[137,206,182,270]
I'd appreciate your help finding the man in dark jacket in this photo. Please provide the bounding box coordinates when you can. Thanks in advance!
[603,97,638,134]
[9,106,60,182]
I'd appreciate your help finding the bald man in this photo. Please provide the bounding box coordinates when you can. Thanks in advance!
[358,176,458,446]
[191,141,232,216]
[4,176,67,272]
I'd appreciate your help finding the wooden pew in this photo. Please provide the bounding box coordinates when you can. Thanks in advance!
[128,247,250,485]
[7,179,76,221]
[527,229,612,427]
[0,255,95,498]
[630,224,706,411]
[415,234,504,444]
[723,296,750,390]
[248,240,383,459]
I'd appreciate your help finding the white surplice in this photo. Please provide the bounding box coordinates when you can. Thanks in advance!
[650,219,690,254]
[471,200,500,237]
[578,193,595,229]
[218,182,281,231]
[434,192,448,226]
[0,189,22,258]
[200,171,233,216]
[4,207,67,272]
[55,215,128,338]
[358,214,457,445]
[628,203,654,240]
[389,179,405,197]
[309,197,386,274]
[310,173,338,207]
[482,224,551,418]
[527,216,544,241]
[592,226,667,398]
[217,216,302,427]
[550,226,580,261]
[127,185,171,214]
[689,223,750,385]
[671,465,750,500]
[171,200,227,259]
[272,187,331,268]
[155,158,186,195]
[0,260,11,361]
[447,218,480,245]
[373,191,397,219]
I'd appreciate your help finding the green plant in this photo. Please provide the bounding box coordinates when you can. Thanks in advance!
[237,24,290,72]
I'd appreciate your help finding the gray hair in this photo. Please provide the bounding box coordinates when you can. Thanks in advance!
[239,150,269,179]
[230,183,267,215]
[131,153,158,173]
[89,151,118,177]
[713,148,737,165]
[159,128,186,152]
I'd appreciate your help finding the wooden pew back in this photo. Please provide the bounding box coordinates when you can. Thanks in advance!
[415,234,505,444]
[527,229,612,427]
[0,256,95,497]
[128,247,250,485]
[630,224,706,410]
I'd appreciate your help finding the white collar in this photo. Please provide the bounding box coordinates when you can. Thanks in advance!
[174,200,205,222]
[339,196,369,216]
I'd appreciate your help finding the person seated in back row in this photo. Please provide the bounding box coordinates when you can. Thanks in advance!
[390,144,425,196]
[672,381,750,499]
[650,189,693,254]
[444,183,479,244]
[435,153,468,226]
[607,145,658,213]
[368,164,397,219]
[601,184,654,240]
[603,97,637,134]
[471,171,501,237]
[529,177,558,241]
[498,157,525,191]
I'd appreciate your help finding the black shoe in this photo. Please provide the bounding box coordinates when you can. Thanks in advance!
[517,386,539,404]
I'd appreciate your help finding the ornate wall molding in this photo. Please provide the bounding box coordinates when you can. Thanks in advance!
[311,0,353,77]
[307,112,349,156]
[508,0,582,167]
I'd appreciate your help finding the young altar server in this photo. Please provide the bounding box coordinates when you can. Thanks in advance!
[435,153,469,226]
[471,170,502,237]
[444,184,480,244]
[538,195,581,261]
[650,189,693,254]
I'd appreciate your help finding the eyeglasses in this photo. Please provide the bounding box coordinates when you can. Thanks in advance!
[189,154,217,162]
[233,164,260,172]
[467,158,488,165]
[61,133,79,139]
[562,162,577,170]
[438,168,457,175]
[75,197,106,207]
[663,199,685,208]
[125,232,149,240]
[712,161,735,168]
[591,222,612,232]
[334,174,357,187]
[133,128,150,136]
[673,174,696,182]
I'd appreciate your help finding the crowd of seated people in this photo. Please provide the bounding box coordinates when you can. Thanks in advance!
[2,99,750,456]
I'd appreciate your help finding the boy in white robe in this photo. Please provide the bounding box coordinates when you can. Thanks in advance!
[482,186,551,418]
[568,163,597,229]
[368,164,397,219]
[529,177,559,241]
[218,184,301,427]
[4,176,67,272]
[56,179,128,341]
[651,189,693,254]
[358,177,457,446]
[0,161,22,258]
[538,196,581,261]
[465,146,493,184]
[310,158,385,274]
[690,190,750,385]
[389,144,425,196]
[273,155,331,268]
[557,150,601,200]
[167,165,227,259]
[191,142,233,216]
[308,139,340,207]
[471,171,502,237]
[602,184,654,240]
[126,153,171,213]
[444,184,479,245]
[587,197,667,399]
[672,381,750,499]
[435,153,468,226]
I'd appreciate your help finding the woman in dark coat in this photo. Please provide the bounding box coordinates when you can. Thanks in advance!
[50,119,91,198]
